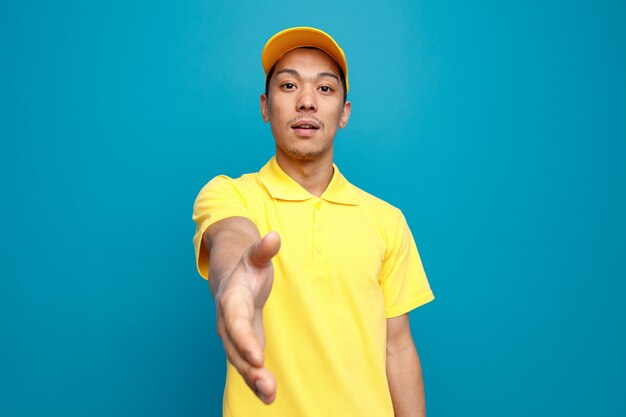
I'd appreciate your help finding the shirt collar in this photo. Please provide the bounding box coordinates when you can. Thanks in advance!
[259,157,360,206]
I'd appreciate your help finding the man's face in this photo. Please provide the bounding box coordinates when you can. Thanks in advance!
[260,48,351,163]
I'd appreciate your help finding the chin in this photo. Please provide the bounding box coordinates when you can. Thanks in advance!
[290,150,325,161]
[284,146,327,161]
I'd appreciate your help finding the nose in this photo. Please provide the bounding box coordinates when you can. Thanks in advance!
[296,86,317,112]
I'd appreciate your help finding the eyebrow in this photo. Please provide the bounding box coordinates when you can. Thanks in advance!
[275,68,340,83]
[318,71,340,82]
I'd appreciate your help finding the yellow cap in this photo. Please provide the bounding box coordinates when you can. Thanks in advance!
[261,27,349,92]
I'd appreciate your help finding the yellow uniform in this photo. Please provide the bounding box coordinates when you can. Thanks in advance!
[193,157,434,416]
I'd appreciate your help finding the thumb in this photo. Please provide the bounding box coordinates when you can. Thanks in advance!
[247,231,281,268]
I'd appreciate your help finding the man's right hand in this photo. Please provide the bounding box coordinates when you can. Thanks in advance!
[206,222,281,404]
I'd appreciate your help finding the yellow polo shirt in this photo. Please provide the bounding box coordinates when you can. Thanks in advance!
[192,157,434,417]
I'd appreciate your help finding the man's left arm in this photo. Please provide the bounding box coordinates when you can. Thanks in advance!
[386,313,426,417]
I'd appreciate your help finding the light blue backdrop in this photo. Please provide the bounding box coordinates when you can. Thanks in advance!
[2,1,625,416]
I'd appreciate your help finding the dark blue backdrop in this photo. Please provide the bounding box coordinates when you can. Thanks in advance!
[2,1,625,416]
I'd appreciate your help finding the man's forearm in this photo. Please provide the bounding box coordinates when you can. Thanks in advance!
[386,315,426,417]
[387,343,426,417]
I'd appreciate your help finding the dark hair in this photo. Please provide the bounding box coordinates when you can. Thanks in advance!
[264,48,348,104]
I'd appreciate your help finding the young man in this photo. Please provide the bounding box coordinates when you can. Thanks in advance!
[192,27,434,417]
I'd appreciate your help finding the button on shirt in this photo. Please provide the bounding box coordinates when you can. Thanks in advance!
[193,157,434,417]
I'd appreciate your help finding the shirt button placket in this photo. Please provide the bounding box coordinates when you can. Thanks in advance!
[312,199,327,273]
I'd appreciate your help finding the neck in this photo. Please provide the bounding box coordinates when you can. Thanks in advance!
[275,152,334,197]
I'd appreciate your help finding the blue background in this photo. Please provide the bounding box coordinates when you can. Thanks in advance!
[2,1,625,416]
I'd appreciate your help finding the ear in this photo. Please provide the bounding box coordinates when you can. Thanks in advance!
[260,93,270,123]
[339,100,351,129]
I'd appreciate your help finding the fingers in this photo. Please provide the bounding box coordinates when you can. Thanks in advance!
[218,311,277,403]
[247,231,281,268]
[254,367,277,404]
[219,288,263,367]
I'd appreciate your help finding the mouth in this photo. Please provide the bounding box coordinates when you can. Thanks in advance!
[291,119,320,137]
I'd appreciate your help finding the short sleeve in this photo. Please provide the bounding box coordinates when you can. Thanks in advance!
[192,175,256,279]
[379,210,434,318]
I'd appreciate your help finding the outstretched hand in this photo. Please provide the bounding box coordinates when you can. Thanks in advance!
[215,231,281,404]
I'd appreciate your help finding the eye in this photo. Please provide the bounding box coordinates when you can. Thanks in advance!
[319,85,333,93]
[281,82,296,90]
